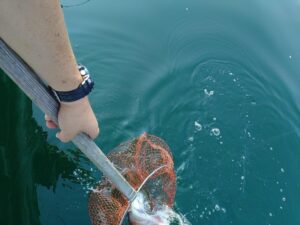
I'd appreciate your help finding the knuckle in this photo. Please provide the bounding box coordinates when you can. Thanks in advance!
[64,134,73,142]
[61,136,70,143]
[60,138,68,143]
[57,131,73,143]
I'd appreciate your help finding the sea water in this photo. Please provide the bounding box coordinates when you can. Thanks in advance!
[1,0,300,224]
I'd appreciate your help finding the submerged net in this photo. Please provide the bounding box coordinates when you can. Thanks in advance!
[88,133,176,225]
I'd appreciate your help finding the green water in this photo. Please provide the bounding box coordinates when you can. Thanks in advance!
[1,0,300,224]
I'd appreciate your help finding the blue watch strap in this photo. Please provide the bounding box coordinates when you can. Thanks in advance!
[51,65,94,102]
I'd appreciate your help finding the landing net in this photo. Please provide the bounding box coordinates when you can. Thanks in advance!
[88,133,176,225]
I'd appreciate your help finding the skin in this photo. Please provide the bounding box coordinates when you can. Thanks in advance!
[0,0,99,142]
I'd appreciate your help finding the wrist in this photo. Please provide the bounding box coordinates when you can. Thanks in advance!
[51,64,94,103]
[52,71,83,92]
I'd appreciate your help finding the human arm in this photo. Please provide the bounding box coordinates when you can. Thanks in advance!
[0,0,99,142]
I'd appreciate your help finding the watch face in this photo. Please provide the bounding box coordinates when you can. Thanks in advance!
[79,65,92,85]
[80,70,86,76]
[79,64,89,76]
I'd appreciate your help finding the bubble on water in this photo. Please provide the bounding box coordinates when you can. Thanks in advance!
[185,7,189,11]
[269,147,273,151]
[211,128,220,136]
[194,121,202,131]
[247,132,251,137]
[176,162,186,173]
[241,176,245,180]
[130,192,191,225]
[280,206,283,210]
[269,212,273,217]
[233,79,237,82]
[204,88,214,96]
[280,168,285,173]
[221,208,226,213]
[215,204,220,211]
[188,136,194,142]
[280,188,283,192]
[241,155,246,160]
[229,72,234,76]
[289,55,292,59]
[282,197,286,202]
[213,117,217,121]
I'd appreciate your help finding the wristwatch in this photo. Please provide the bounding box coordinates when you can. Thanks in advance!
[51,64,94,102]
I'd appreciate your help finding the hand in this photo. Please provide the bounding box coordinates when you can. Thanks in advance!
[45,96,100,142]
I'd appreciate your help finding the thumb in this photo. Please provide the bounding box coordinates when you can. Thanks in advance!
[56,130,74,143]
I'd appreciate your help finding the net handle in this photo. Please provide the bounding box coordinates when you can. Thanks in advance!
[0,38,137,201]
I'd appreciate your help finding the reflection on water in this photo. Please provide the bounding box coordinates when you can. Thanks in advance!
[0,72,94,225]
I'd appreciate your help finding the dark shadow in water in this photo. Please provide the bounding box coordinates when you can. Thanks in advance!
[0,70,92,225]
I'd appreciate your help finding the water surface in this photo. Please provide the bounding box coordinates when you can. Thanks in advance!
[1,0,300,224]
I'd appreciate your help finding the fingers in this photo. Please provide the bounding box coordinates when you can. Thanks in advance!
[45,114,73,143]
[45,114,58,128]
[46,120,58,128]
[56,127,99,143]
[46,98,100,143]
[45,114,51,121]
[56,131,74,143]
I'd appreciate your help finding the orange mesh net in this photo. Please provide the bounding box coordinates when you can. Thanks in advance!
[88,133,176,225]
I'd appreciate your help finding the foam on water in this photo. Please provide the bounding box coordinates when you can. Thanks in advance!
[129,192,190,225]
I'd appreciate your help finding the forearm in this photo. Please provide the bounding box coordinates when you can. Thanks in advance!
[0,0,81,91]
